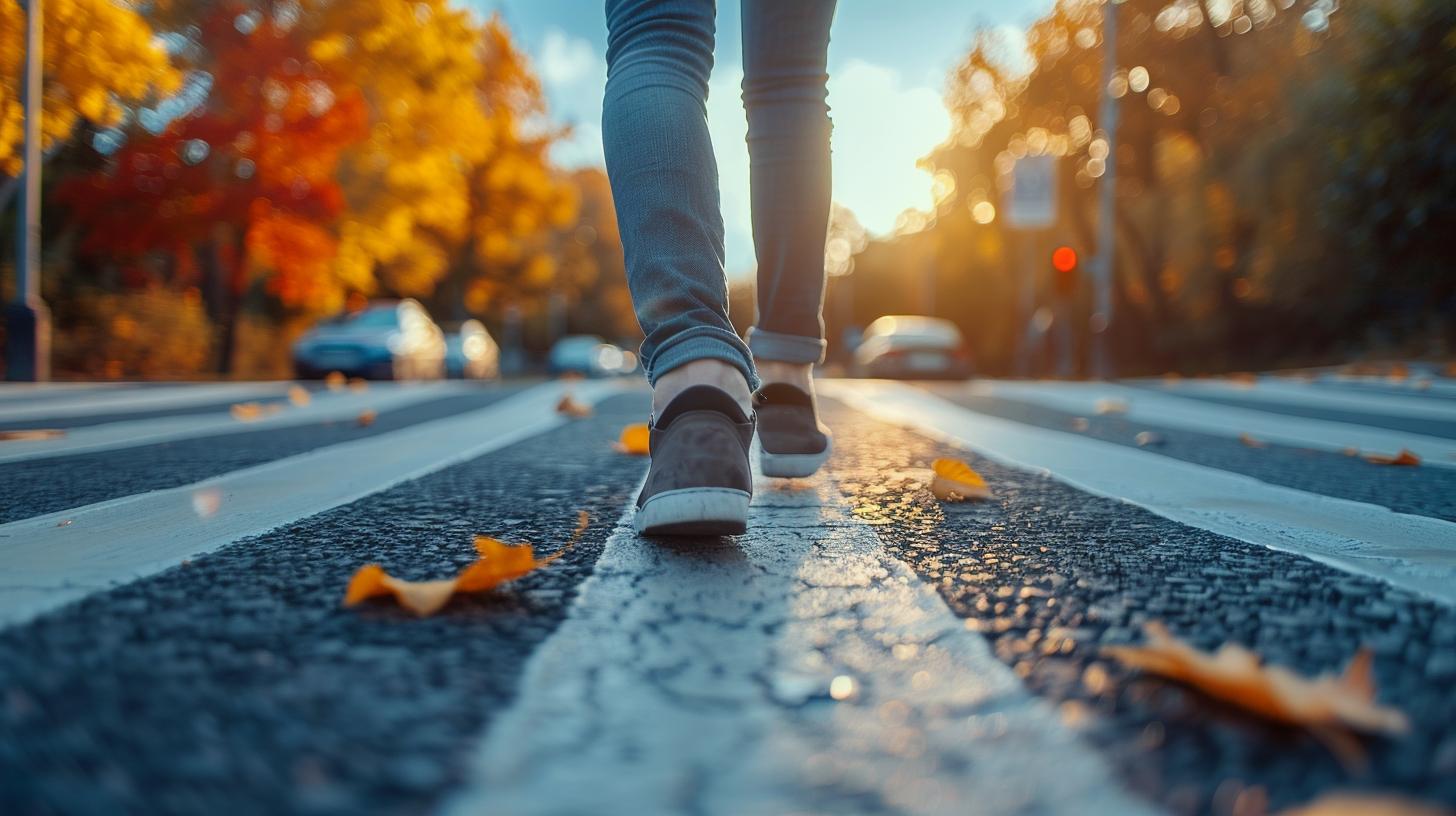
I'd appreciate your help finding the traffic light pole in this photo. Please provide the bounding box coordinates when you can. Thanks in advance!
[1090,0,1118,380]
[5,0,51,382]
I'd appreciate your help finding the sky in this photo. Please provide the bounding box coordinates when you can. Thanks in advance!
[464,1,1051,278]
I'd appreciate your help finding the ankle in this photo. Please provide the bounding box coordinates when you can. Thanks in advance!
[755,360,814,393]
[653,359,752,417]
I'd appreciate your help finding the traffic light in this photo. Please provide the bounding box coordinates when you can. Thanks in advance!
[1052,245,1078,295]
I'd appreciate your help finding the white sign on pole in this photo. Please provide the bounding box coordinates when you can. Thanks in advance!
[1004,155,1058,229]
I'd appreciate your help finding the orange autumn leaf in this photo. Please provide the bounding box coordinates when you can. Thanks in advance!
[929,458,994,501]
[557,393,593,419]
[348,377,369,392]
[1240,433,1268,449]
[231,402,264,422]
[1094,398,1129,415]
[357,409,377,427]
[612,423,650,455]
[288,385,312,407]
[1104,622,1408,735]
[325,371,347,390]
[344,511,589,616]
[1364,449,1420,467]
[0,428,65,442]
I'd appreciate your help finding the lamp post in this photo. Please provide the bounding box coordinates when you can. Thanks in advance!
[6,0,50,381]
[1089,0,1119,380]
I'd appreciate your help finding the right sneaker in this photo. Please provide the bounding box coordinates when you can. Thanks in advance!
[753,383,832,478]
[634,385,755,536]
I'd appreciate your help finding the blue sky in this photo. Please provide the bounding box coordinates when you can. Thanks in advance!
[462,1,1051,278]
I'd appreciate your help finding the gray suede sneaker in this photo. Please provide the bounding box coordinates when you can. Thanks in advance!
[634,385,755,536]
[753,383,832,478]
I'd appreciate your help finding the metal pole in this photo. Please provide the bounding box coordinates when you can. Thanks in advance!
[1090,0,1118,380]
[5,0,51,381]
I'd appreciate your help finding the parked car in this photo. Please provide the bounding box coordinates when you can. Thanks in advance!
[442,319,500,380]
[852,315,972,379]
[292,299,446,380]
[548,335,628,377]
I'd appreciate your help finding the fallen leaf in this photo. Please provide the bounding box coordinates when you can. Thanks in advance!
[1364,449,1420,467]
[231,402,264,422]
[1240,433,1268,449]
[1135,431,1165,447]
[344,511,589,616]
[1230,371,1259,388]
[556,393,593,419]
[929,458,994,501]
[1070,417,1090,432]
[325,371,346,390]
[1278,792,1454,816]
[357,409,377,427]
[0,428,65,441]
[288,385,311,407]
[192,488,222,518]
[1104,622,1408,735]
[1341,447,1360,457]
[348,377,369,392]
[612,423,650,455]
[1094,398,1128,415]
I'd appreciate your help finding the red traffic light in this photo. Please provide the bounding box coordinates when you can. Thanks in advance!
[1052,246,1078,273]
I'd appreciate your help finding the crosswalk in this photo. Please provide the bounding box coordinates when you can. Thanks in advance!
[1,373,1453,814]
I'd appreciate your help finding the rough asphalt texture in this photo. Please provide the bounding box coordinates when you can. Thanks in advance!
[926,386,1456,523]
[0,386,526,524]
[0,393,650,816]
[1129,386,1456,439]
[820,399,1456,814]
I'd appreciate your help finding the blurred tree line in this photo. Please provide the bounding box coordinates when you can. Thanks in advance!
[1,0,635,378]
[828,0,1455,376]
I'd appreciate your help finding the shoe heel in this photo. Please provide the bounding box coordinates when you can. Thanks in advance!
[635,488,751,536]
[758,438,832,478]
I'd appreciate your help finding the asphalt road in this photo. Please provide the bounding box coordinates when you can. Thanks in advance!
[1,373,1453,815]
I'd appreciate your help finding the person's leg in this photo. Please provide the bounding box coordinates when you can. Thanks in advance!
[741,0,836,478]
[603,0,755,416]
[741,0,837,389]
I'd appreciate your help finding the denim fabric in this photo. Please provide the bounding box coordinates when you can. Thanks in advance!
[603,0,836,388]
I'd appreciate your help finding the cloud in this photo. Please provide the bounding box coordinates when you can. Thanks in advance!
[536,28,607,167]
[539,28,600,87]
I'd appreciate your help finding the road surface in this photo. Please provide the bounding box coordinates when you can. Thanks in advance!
[1,373,1454,815]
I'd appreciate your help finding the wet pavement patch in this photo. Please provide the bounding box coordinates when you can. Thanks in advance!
[0,393,650,816]
[0,386,529,524]
[821,400,1456,814]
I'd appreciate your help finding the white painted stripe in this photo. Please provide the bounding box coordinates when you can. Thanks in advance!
[965,380,1456,469]
[1162,378,1456,423]
[822,380,1456,605]
[0,382,293,422]
[446,470,1155,816]
[1316,373,1456,399]
[0,381,481,464]
[0,380,624,628]
[0,382,131,403]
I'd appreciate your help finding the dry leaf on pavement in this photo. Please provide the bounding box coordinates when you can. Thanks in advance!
[1104,622,1408,735]
[1135,431,1165,447]
[612,423,650,455]
[1240,433,1268,448]
[1364,449,1420,467]
[325,371,346,390]
[357,409,377,427]
[929,458,994,501]
[231,402,264,422]
[1278,792,1453,816]
[288,385,311,406]
[557,393,593,418]
[1094,398,1129,415]
[344,511,589,616]
[0,428,65,441]
[348,377,369,392]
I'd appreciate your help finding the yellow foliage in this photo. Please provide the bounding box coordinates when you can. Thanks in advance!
[0,0,180,174]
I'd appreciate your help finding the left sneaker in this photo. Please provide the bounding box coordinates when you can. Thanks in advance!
[753,383,832,478]
[634,385,756,536]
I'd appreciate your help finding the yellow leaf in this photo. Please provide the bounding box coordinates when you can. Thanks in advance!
[357,409,377,427]
[1364,449,1420,467]
[1240,433,1267,448]
[348,377,369,392]
[288,385,312,407]
[1104,622,1408,735]
[556,393,593,418]
[231,402,264,422]
[1094,398,1128,415]
[325,371,347,390]
[929,458,994,501]
[612,423,650,455]
[0,429,66,441]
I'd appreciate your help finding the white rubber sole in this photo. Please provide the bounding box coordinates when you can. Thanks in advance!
[758,437,833,478]
[634,487,751,536]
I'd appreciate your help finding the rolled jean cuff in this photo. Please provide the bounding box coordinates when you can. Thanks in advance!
[649,328,761,392]
[747,327,826,365]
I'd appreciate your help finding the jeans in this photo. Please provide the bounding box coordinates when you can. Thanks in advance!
[603,0,837,390]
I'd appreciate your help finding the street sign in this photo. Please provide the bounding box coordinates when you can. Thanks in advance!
[1004,155,1058,230]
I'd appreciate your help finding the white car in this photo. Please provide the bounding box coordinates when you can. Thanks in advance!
[853,315,972,379]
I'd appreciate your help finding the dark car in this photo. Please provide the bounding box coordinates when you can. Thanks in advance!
[292,299,446,380]
[852,315,972,379]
